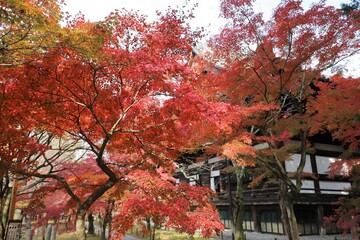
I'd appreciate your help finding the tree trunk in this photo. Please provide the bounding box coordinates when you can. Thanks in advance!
[64,215,71,231]
[147,219,153,240]
[25,229,32,240]
[25,215,32,240]
[50,224,57,240]
[233,165,245,240]
[34,228,39,240]
[0,218,4,239]
[108,210,112,239]
[0,188,11,239]
[150,227,155,240]
[278,182,300,240]
[101,216,106,240]
[99,213,106,240]
[76,209,87,240]
[45,224,52,240]
[101,206,112,240]
[88,213,94,235]
[146,217,151,233]
[42,221,46,240]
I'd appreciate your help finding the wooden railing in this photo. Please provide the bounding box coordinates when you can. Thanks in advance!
[213,187,350,205]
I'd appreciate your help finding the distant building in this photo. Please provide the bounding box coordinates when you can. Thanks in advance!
[175,139,354,236]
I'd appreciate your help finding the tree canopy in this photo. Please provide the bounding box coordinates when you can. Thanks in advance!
[189,0,360,239]
[1,1,226,239]
[1,1,359,240]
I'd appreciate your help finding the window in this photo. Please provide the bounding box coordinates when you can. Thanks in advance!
[295,209,319,235]
[189,175,199,186]
[219,209,231,229]
[260,210,284,234]
[285,154,312,173]
[319,181,350,195]
[243,210,254,231]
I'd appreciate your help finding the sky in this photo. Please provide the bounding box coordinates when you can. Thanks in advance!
[62,0,358,77]
[62,0,346,36]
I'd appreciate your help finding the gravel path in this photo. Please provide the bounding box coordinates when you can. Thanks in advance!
[121,230,359,240]
[214,231,357,240]
[121,236,141,240]
[243,232,354,240]
[119,231,357,240]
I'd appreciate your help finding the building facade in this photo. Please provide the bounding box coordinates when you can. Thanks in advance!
[175,141,354,236]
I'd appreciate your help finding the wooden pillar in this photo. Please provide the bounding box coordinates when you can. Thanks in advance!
[227,160,235,240]
[317,205,326,235]
[252,205,260,233]
[310,154,321,195]
[8,178,19,220]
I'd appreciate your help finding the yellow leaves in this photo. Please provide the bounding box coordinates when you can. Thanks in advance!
[60,24,105,59]
[1,0,64,65]
[20,0,63,25]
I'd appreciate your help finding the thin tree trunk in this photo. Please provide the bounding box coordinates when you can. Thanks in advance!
[76,209,87,240]
[25,229,32,240]
[42,221,47,240]
[234,165,245,240]
[146,217,151,233]
[150,227,155,240]
[101,218,106,240]
[25,215,32,240]
[0,216,4,239]
[100,213,106,240]
[50,224,57,240]
[88,213,94,235]
[0,188,11,239]
[148,219,154,240]
[64,215,70,231]
[101,206,112,240]
[103,201,114,240]
[45,224,52,240]
[108,210,112,239]
[278,182,300,240]
[34,228,39,240]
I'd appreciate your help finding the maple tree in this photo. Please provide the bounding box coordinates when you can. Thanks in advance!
[323,161,360,239]
[0,0,67,237]
[0,0,64,66]
[188,1,360,240]
[112,169,223,239]
[311,75,360,238]
[1,3,228,240]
